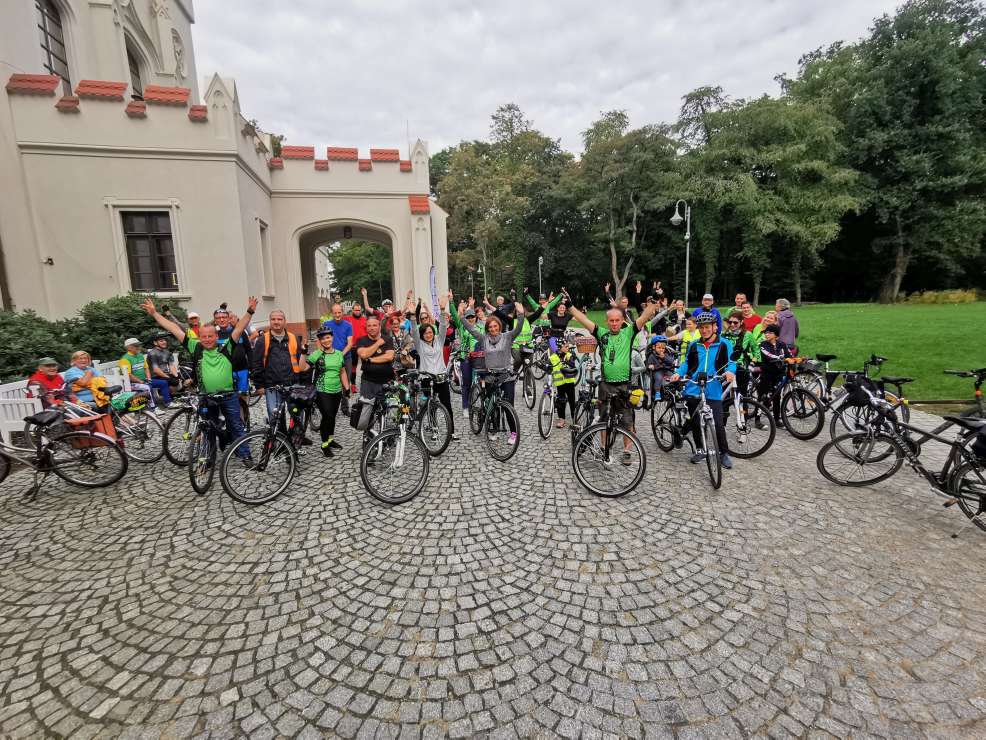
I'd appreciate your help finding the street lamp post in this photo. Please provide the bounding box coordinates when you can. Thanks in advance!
[478,264,487,299]
[537,255,543,296]
[670,200,691,305]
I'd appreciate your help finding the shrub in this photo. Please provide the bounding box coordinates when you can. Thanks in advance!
[904,289,979,304]
[0,310,74,383]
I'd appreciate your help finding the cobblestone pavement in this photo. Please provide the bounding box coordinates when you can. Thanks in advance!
[1,400,985,739]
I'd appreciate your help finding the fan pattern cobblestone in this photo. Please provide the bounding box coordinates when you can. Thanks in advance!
[1,403,984,738]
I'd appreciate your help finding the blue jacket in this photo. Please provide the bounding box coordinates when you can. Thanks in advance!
[690,305,723,333]
[676,337,736,401]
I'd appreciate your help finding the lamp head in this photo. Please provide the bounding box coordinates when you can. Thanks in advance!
[670,202,683,227]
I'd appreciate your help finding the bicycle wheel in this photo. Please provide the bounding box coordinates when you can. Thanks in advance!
[726,398,775,459]
[780,386,824,440]
[793,370,825,397]
[163,407,195,466]
[115,410,164,463]
[523,370,536,410]
[450,364,462,395]
[308,403,322,433]
[0,453,9,485]
[187,428,217,494]
[649,398,677,452]
[468,385,484,435]
[418,400,452,456]
[701,414,722,490]
[572,423,646,497]
[360,427,429,504]
[220,431,296,505]
[485,401,520,461]
[817,432,904,486]
[48,433,128,488]
[531,350,548,380]
[950,461,986,533]
[537,391,554,439]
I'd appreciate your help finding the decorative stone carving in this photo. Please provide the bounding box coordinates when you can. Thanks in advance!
[152,0,171,19]
[172,29,186,82]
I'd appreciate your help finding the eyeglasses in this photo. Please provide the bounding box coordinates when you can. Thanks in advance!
[728,320,740,326]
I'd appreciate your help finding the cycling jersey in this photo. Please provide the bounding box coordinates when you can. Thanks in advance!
[309,348,345,394]
[182,335,235,393]
[594,324,639,383]
[119,351,148,382]
[721,330,760,366]
[677,337,735,401]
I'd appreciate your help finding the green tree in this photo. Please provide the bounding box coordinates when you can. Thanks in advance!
[327,240,392,305]
[787,0,986,302]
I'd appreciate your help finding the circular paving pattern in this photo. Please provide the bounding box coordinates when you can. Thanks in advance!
[1,403,985,738]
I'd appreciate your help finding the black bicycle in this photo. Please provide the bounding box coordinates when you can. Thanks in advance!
[219,385,313,504]
[755,358,825,440]
[0,409,128,498]
[360,379,430,504]
[406,370,453,456]
[817,391,986,535]
[569,378,600,448]
[469,369,521,461]
[186,392,240,494]
[572,388,646,497]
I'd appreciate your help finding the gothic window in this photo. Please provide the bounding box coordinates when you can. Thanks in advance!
[36,0,70,94]
[126,40,143,99]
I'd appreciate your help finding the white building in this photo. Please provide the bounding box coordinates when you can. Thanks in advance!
[0,0,448,336]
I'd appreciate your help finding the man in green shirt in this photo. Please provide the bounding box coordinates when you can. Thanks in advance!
[119,337,160,412]
[142,295,257,459]
[568,297,662,462]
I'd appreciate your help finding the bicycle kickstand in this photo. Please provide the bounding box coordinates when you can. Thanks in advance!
[22,470,47,501]
[949,507,985,539]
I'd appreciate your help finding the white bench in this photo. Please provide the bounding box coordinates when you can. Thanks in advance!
[0,360,130,445]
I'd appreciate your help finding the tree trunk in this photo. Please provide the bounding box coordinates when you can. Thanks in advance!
[792,250,802,306]
[878,218,911,304]
[752,272,762,307]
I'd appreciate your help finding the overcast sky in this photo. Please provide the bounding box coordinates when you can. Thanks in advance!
[191,0,902,158]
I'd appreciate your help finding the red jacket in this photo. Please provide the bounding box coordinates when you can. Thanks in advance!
[346,314,368,345]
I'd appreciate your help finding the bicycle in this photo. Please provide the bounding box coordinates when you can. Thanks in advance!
[219,384,314,505]
[23,384,164,464]
[519,345,538,410]
[162,393,200,465]
[755,359,825,440]
[571,387,646,497]
[816,392,986,536]
[469,369,521,461]
[360,379,430,504]
[536,362,557,439]
[941,367,986,418]
[569,376,600,448]
[0,408,128,498]
[653,374,728,489]
[406,370,453,456]
[186,392,241,494]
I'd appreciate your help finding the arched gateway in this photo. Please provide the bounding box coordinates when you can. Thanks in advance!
[0,3,448,325]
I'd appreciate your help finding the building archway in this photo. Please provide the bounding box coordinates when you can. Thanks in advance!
[295,219,397,332]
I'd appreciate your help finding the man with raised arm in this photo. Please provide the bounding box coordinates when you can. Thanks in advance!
[567,295,665,463]
[141,295,257,461]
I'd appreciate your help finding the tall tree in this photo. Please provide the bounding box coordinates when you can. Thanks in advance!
[787,0,986,302]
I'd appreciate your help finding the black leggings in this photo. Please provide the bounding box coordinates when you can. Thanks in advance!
[433,381,454,433]
[555,383,576,419]
[686,397,728,454]
[316,391,343,442]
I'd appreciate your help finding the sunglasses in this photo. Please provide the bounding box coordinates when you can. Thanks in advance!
[728,320,740,325]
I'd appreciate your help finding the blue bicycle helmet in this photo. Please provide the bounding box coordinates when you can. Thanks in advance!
[695,311,717,325]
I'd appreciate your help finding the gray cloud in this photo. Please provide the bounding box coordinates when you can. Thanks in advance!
[191,0,901,157]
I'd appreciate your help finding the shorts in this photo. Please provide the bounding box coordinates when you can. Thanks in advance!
[598,381,634,430]
[233,369,250,393]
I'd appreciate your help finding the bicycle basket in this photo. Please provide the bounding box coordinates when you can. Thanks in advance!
[575,336,597,354]
[64,413,116,446]
[288,384,317,404]
[110,391,147,412]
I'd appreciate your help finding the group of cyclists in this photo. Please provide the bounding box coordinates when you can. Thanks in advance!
[16,277,816,498]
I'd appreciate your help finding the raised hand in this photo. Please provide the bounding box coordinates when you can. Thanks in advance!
[139,297,157,315]
[604,282,610,293]
[247,296,259,313]
[406,289,414,299]
[523,286,530,296]
[361,287,368,296]
[636,280,642,293]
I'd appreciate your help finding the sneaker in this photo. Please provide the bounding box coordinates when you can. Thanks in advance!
[754,418,767,430]
[321,445,334,458]
[153,406,165,415]
[689,450,706,464]
[621,451,632,466]
[462,408,470,419]
[240,456,254,468]
[722,454,733,470]
[451,433,460,441]
[328,440,342,450]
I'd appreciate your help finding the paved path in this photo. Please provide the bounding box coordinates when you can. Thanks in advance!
[1,402,984,738]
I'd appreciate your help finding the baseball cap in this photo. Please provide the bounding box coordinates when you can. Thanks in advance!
[37,357,58,366]
[463,309,477,319]
[124,337,140,348]
[187,311,200,319]
[382,298,394,306]
[702,293,714,301]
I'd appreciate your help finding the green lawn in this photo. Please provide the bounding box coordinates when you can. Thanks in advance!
[586,302,986,402]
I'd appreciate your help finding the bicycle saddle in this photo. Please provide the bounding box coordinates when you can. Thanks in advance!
[24,409,62,427]
[944,416,986,433]
[881,376,914,385]
[815,353,837,362]
[102,385,123,395]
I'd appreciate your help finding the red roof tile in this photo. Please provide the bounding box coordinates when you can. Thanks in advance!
[188,104,207,122]
[269,157,284,170]
[75,80,127,100]
[281,145,315,160]
[5,73,60,96]
[125,100,147,118]
[143,85,190,106]
[408,195,431,214]
[327,147,358,161]
[400,160,413,172]
[55,95,80,112]
[370,148,400,162]
[358,159,372,172]
[314,159,329,171]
